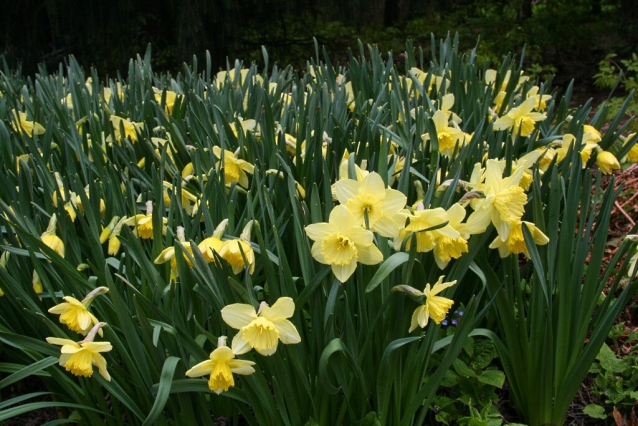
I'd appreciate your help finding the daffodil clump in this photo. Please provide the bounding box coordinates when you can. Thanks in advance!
[0,38,637,426]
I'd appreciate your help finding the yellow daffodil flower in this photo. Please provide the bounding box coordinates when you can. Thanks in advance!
[493,97,547,138]
[221,297,301,356]
[395,203,469,269]
[41,214,65,258]
[218,220,256,274]
[305,205,384,282]
[110,115,144,143]
[122,201,168,239]
[48,287,108,335]
[11,110,45,137]
[624,133,638,162]
[422,110,469,157]
[582,124,602,145]
[555,134,596,167]
[154,227,195,272]
[465,160,528,241]
[154,90,181,114]
[185,336,255,394]
[216,69,263,90]
[489,220,549,258]
[596,150,620,174]
[335,172,407,238]
[407,276,457,332]
[212,146,254,188]
[526,86,552,111]
[46,323,111,380]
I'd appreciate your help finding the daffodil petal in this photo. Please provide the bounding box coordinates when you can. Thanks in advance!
[221,304,257,330]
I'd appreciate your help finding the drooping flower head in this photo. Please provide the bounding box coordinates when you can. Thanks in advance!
[46,322,112,380]
[395,276,457,332]
[185,336,255,394]
[48,287,109,335]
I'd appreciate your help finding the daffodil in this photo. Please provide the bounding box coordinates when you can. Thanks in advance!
[11,110,45,137]
[596,150,620,175]
[48,287,108,335]
[582,124,602,145]
[198,219,228,263]
[623,133,638,162]
[489,220,549,258]
[526,86,552,112]
[221,297,301,356]
[154,89,181,114]
[335,172,407,238]
[305,205,384,282]
[110,115,144,143]
[212,146,254,188]
[465,160,528,241]
[154,227,194,272]
[421,110,469,157]
[398,276,457,332]
[218,221,256,274]
[555,133,597,167]
[41,214,65,258]
[185,336,255,394]
[216,69,263,90]
[122,201,167,239]
[493,97,547,138]
[46,322,111,380]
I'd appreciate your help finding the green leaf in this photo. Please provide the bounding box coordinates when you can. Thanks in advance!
[453,359,476,378]
[583,404,607,419]
[596,343,625,374]
[477,370,505,389]
[365,252,409,293]
[358,411,382,426]
[142,356,181,426]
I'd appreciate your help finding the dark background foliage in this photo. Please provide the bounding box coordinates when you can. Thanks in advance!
[2,0,638,85]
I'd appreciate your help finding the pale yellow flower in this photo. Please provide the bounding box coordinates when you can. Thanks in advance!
[465,160,528,241]
[493,97,547,138]
[335,172,407,238]
[305,205,384,283]
[421,110,469,157]
[11,110,45,137]
[110,115,144,143]
[222,297,301,356]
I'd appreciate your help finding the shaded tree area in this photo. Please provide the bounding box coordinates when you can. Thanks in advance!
[1,0,637,83]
